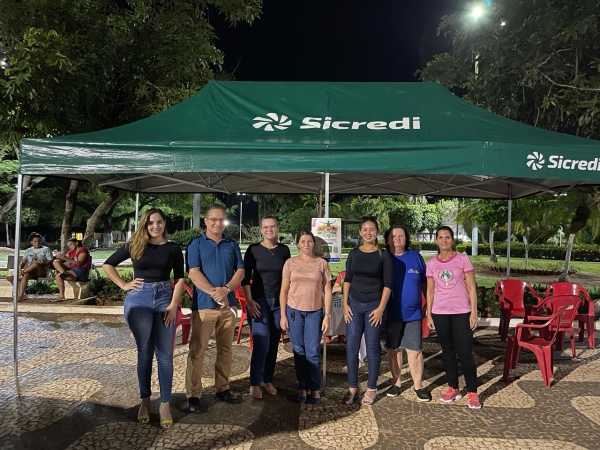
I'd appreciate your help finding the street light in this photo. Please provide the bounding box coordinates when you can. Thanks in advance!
[237,193,247,242]
[472,6,484,19]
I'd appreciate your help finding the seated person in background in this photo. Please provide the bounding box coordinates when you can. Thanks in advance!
[7,232,53,302]
[332,270,346,294]
[52,238,91,302]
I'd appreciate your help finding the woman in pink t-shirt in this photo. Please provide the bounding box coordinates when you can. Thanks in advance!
[280,230,333,404]
[426,226,480,409]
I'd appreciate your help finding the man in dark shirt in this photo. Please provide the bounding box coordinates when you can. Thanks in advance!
[185,205,245,409]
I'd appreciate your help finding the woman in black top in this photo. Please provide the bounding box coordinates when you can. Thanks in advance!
[242,216,291,399]
[103,208,184,429]
[342,217,394,405]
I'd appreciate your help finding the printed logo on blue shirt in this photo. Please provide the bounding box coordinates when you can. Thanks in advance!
[408,268,420,274]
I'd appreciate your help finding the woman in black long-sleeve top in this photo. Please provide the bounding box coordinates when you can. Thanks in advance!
[342,217,394,406]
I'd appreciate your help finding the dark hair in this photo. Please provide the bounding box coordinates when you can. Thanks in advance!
[435,226,455,254]
[384,226,411,252]
[205,204,226,217]
[28,232,42,242]
[359,216,381,255]
[296,230,315,245]
[260,216,279,227]
[359,216,379,231]
[67,238,81,246]
[436,226,454,239]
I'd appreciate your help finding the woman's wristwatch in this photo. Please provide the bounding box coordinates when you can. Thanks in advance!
[325,312,332,318]
[224,285,232,294]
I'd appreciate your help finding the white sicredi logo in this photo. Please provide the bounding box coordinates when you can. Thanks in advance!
[527,152,545,170]
[252,113,292,131]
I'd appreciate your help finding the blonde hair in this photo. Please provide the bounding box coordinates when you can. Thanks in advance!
[128,208,168,262]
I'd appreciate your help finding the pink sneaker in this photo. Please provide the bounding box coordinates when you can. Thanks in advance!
[439,386,462,403]
[467,392,481,409]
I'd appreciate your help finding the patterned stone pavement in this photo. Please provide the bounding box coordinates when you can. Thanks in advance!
[1,311,600,450]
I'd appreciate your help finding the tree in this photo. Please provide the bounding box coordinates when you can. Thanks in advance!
[420,0,600,270]
[420,203,445,241]
[0,0,262,236]
[59,180,79,251]
[419,0,600,140]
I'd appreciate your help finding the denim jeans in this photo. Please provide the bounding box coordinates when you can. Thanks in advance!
[124,281,175,402]
[286,306,323,391]
[346,298,383,390]
[248,296,281,386]
[431,312,478,393]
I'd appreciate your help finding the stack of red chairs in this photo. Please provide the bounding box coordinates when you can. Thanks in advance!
[545,282,595,349]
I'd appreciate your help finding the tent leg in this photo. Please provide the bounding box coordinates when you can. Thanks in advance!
[324,173,330,218]
[506,185,512,279]
[134,192,140,230]
[13,174,24,379]
[322,334,327,394]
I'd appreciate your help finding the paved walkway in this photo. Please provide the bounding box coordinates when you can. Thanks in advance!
[1,311,600,449]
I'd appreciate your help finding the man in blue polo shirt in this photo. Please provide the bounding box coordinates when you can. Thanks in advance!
[185,204,245,410]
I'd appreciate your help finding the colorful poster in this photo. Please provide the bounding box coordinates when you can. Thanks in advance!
[311,218,342,262]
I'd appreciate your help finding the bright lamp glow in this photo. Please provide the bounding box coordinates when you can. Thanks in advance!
[472,6,484,19]
[224,220,230,226]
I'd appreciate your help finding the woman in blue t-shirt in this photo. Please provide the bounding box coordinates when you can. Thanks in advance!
[383,226,431,402]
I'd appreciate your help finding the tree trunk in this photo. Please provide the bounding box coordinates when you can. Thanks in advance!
[193,194,202,228]
[5,221,10,246]
[523,232,529,269]
[82,189,120,248]
[60,180,79,251]
[558,233,576,282]
[0,175,46,222]
[489,229,497,262]
[102,216,114,248]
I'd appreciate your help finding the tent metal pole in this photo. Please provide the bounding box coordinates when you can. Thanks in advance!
[134,192,140,230]
[13,174,24,379]
[324,173,330,218]
[506,185,512,278]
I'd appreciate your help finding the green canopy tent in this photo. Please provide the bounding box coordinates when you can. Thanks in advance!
[12,81,600,378]
[19,81,600,197]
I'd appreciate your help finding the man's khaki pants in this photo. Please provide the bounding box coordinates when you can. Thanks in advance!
[185,307,237,398]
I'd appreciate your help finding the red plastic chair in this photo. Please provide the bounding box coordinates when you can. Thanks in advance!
[170,281,193,352]
[525,294,582,359]
[234,286,253,350]
[546,282,595,349]
[502,307,566,388]
[495,279,543,341]
[421,293,430,339]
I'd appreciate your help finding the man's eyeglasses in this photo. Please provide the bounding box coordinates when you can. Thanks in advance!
[206,217,227,223]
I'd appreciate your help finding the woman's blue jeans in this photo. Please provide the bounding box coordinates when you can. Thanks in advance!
[248,296,281,386]
[124,281,175,403]
[346,298,382,390]
[286,306,323,391]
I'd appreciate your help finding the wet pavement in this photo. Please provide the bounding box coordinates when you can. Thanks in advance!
[1,310,600,449]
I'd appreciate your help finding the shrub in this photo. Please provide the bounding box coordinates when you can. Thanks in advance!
[172,229,202,248]
[26,279,57,295]
[342,240,357,249]
[461,243,600,262]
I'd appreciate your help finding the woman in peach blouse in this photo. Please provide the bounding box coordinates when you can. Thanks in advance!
[280,230,333,404]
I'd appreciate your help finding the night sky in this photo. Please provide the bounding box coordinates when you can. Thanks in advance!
[213,1,464,223]
[214,0,462,82]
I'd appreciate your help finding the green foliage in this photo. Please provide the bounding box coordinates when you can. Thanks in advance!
[462,242,600,262]
[223,224,240,240]
[95,271,133,302]
[171,229,202,248]
[25,279,57,295]
[419,0,600,139]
